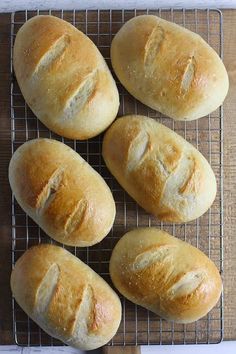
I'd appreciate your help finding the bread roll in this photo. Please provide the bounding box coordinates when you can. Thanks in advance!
[111,15,228,121]
[11,244,121,350]
[13,15,119,139]
[110,228,222,323]
[9,138,115,246]
[103,115,216,223]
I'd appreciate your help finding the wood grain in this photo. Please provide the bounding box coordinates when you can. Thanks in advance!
[0,9,235,347]
[103,347,141,354]
[220,10,236,340]
[0,13,14,345]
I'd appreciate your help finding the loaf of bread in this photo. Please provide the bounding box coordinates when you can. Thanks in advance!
[13,15,119,139]
[110,228,222,323]
[11,244,121,350]
[111,15,228,121]
[9,138,115,246]
[102,115,216,223]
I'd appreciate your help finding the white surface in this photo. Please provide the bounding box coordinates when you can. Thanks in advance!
[142,341,236,353]
[1,342,236,353]
[1,0,236,12]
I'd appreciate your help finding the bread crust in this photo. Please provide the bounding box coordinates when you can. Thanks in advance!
[11,244,121,349]
[13,15,119,139]
[110,228,222,323]
[102,115,216,223]
[111,15,228,121]
[9,138,116,246]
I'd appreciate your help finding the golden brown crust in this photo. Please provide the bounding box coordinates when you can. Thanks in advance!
[109,228,222,323]
[11,244,121,350]
[9,138,116,246]
[102,115,216,223]
[111,15,228,121]
[13,15,119,139]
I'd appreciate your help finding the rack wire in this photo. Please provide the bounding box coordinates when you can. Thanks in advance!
[10,8,224,346]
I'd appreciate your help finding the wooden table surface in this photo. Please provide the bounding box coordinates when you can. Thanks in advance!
[0,9,235,348]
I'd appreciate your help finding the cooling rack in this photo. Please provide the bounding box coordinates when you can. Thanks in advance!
[10,8,224,346]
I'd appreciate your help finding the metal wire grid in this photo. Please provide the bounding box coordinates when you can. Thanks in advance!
[10,8,224,346]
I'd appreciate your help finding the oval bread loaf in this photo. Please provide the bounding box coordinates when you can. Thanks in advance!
[111,15,228,121]
[9,138,116,246]
[110,228,222,323]
[11,244,121,350]
[13,15,119,139]
[102,115,216,223]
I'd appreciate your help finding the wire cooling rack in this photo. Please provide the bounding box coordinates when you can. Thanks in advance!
[10,8,224,346]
